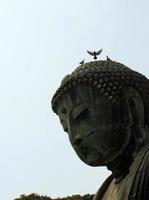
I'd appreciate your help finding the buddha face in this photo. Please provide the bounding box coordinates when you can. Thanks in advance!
[57,85,132,166]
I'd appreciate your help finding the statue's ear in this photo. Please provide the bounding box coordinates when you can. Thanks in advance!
[124,87,144,129]
[122,87,146,147]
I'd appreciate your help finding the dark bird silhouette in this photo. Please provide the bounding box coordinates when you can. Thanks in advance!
[87,49,103,59]
[106,56,111,61]
[79,59,85,65]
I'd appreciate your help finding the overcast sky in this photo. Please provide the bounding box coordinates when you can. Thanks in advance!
[1,0,149,200]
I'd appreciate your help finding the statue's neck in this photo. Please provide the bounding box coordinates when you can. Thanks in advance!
[106,129,141,184]
[107,153,133,184]
[106,128,149,184]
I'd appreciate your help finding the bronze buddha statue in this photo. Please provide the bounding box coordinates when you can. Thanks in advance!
[51,60,149,199]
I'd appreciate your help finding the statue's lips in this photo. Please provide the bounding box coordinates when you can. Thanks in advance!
[78,145,103,166]
[78,128,131,165]
[73,130,100,151]
[72,128,129,165]
[73,131,104,165]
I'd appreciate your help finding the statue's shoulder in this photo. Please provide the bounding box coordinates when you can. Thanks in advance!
[129,146,149,199]
[139,145,149,170]
[93,147,149,200]
[93,175,113,200]
[141,146,149,174]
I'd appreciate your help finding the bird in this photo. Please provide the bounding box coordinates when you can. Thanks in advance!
[87,49,103,60]
[79,59,85,65]
[106,56,111,61]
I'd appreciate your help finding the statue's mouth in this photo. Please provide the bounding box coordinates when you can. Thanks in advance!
[72,128,130,166]
[72,131,104,166]
[79,145,103,166]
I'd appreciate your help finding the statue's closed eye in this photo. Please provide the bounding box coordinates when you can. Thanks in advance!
[73,104,89,120]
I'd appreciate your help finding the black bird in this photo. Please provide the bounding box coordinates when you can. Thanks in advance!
[87,49,103,59]
[79,59,85,65]
[106,56,111,61]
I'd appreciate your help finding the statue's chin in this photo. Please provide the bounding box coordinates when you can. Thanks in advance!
[74,147,119,167]
[84,156,103,167]
[78,148,125,167]
[81,155,113,167]
[77,149,104,167]
[73,128,131,167]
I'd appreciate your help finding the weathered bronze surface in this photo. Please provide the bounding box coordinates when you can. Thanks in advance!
[51,60,149,199]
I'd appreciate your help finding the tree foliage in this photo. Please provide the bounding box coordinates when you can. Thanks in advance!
[14,193,94,200]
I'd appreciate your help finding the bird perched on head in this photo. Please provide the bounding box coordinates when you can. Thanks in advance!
[87,49,103,60]
[106,56,111,61]
[79,59,85,65]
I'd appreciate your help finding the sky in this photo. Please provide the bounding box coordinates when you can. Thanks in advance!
[1,0,149,199]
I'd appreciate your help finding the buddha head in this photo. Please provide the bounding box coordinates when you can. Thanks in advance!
[51,60,149,168]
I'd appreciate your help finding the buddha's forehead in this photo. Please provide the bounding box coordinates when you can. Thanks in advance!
[57,84,118,114]
[57,85,94,112]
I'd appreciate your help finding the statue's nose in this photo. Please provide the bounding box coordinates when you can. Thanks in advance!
[70,133,83,146]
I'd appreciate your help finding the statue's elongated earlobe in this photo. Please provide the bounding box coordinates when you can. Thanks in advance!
[123,87,146,150]
[124,87,144,129]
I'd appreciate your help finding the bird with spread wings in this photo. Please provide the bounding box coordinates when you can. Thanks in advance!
[87,49,103,59]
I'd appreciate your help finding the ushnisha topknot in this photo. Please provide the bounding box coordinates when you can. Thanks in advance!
[51,60,149,115]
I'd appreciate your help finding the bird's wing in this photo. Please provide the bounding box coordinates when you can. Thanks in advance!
[96,49,103,55]
[87,50,94,56]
